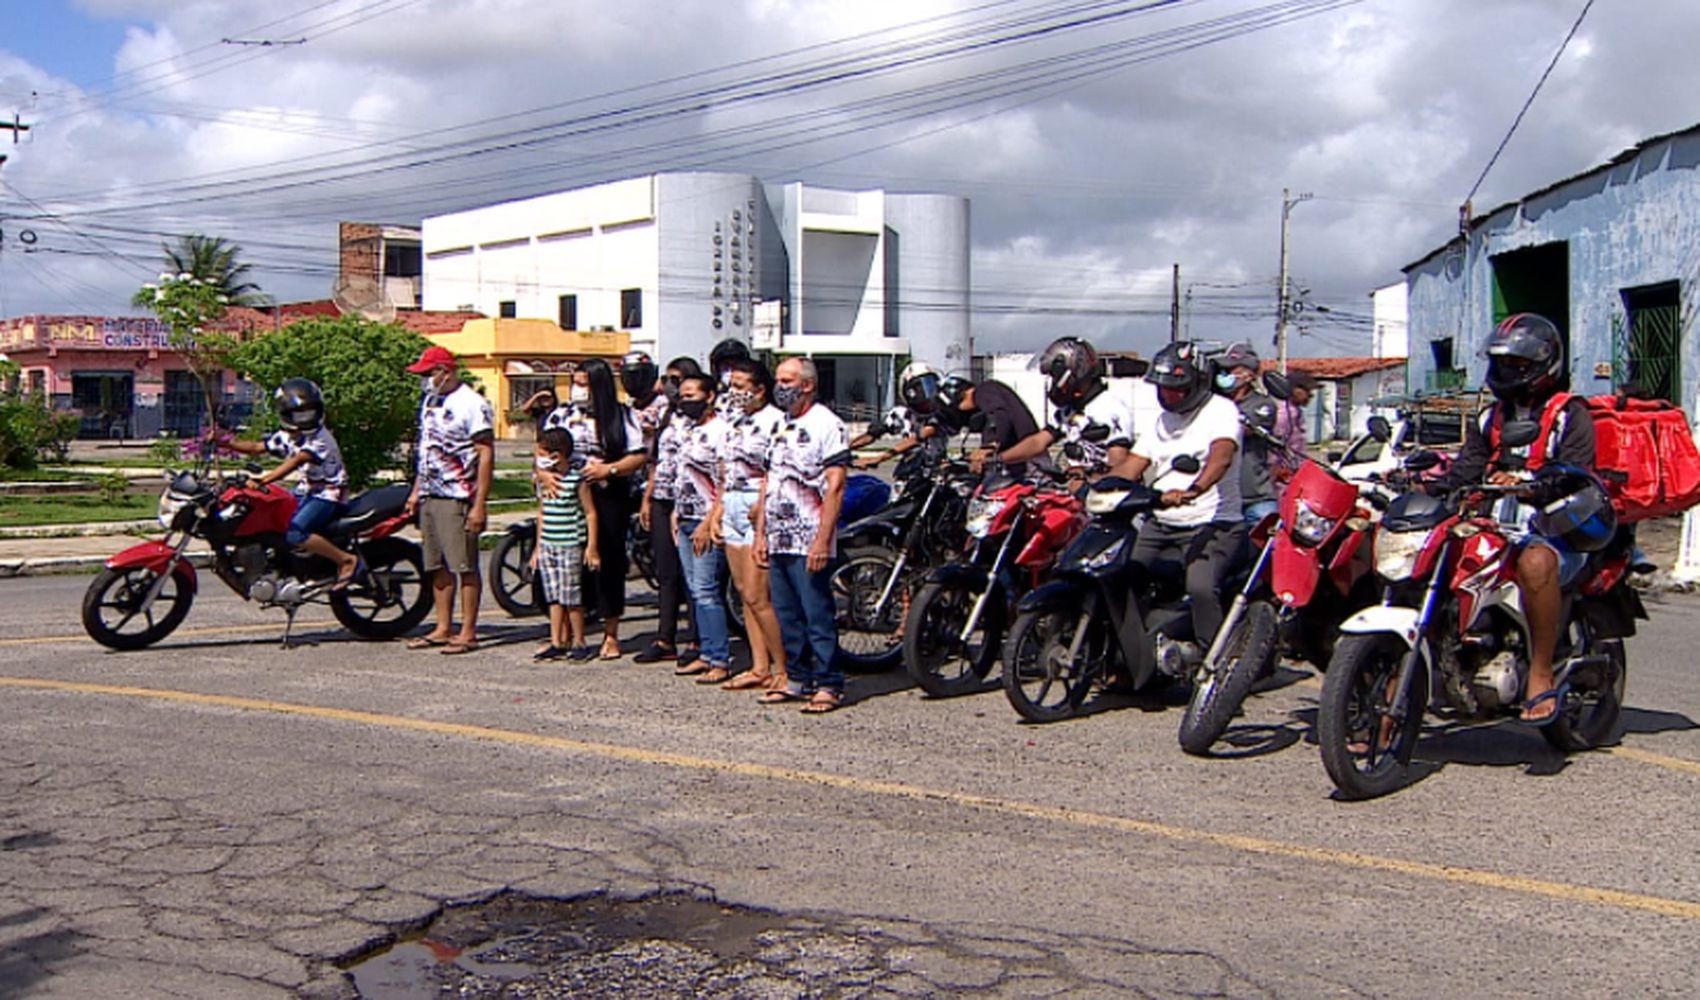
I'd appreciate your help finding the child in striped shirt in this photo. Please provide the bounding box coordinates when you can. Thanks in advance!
[530,428,600,661]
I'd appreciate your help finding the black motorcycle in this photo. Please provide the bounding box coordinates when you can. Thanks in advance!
[488,483,661,618]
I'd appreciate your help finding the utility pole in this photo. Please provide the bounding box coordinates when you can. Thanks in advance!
[1169,263,1181,342]
[1275,187,1312,373]
[0,113,30,143]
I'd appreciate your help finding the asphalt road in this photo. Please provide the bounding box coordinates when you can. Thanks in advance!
[2,572,1699,998]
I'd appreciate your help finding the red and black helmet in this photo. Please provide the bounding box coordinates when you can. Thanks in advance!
[1034,337,1103,406]
[1483,313,1564,402]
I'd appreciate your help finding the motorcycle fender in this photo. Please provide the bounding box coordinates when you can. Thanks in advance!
[1270,536,1322,608]
[1014,578,1084,616]
[926,562,990,591]
[367,514,412,541]
[1337,605,1419,648]
[840,520,906,550]
[106,541,198,594]
[505,519,536,540]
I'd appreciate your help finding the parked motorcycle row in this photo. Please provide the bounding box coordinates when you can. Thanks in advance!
[84,415,1643,801]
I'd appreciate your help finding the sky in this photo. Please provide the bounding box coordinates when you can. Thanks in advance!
[0,0,1696,359]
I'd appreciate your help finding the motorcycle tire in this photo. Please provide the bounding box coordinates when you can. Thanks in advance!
[628,517,660,590]
[1002,603,1102,723]
[332,538,433,639]
[903,579,1003,698]
[488,530,544,618]
[1317,634,1426,800]
[1178,601,1278,755]
[81,564,196,651]
[832,545,910,673]
[1543,633,1627,753]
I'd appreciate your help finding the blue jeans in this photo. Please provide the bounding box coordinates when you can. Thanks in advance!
[677,521,729,668]
[769,553,843,696]
[287,496,345,548]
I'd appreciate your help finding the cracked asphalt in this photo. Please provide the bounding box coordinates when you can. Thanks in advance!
[2,573,1699,997]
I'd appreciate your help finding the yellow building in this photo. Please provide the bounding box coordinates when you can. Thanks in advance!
[425,318,631,439]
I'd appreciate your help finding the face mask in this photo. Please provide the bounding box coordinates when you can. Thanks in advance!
[723,387,757,413]
[773,383,805,412]
[535,455,558,471]
[676,398,710,421]
[1215,371,1239,392]
[570,385,590,405]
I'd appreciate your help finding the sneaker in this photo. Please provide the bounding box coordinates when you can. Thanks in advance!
[568,645,596,662]
[532,645,565,662]
[633,640,676,664]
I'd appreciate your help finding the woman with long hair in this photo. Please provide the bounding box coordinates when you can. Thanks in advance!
[636,356,703,665]
[710,358,789,693]
[562,357,647,659]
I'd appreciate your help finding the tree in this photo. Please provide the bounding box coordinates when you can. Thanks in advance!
[132,235,266,307]
[0,356,78,469]
[134,273,238,446]
[231,316,436,489]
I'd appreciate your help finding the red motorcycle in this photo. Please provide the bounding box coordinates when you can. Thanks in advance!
[1176,423,1384,754]
[1316,432,1642,799]
[81,455,432,651]
[902,466,1085,697]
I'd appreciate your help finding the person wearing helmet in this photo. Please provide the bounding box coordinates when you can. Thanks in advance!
[708,337,753,408]
[1435,312,1598,723]
[945,376,1047,481]
[997,336,1135,479]
[225,378,361,589]
[849,361,944,467]
[1110,341,1245,652]
[1214,342,1280,528]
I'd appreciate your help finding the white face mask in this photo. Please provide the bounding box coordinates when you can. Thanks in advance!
[535,455,558,471]
[1215,371,1240,393]
[570,385,590,405]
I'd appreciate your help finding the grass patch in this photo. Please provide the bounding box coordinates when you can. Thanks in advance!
[0,468,95,483]
[0,493,157,527]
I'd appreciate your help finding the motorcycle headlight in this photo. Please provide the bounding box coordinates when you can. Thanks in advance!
[1290,499,1337,547]
[965,497,1005,539]
[158,491,189,530]
[1373,529,1427,582]
[1084,536,1127,571]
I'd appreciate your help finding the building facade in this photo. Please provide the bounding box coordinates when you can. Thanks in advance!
[1404,124,1700,410]
[420,172,971,417]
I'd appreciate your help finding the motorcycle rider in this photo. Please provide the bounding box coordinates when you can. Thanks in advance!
[997,337,1136,481]
[850,362,944,468]
[1434,313,1597,724]
[1110,341,1244,651]
[1214,343,1280,527]
[945,375,1048,481]
[224,379,362,590]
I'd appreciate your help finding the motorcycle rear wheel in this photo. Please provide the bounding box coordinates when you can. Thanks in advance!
[81,565,195,651]
[488,530,543,618]
[1544,628,1626,753]
[1317,634,1426,800]
[332,539,432,639]
[1178,600,1278,755]
[903,579,1003,698]
[1002,603,1104,723]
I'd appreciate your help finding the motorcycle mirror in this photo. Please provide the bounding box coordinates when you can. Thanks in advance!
[1079,422,1112,444]
[1404,450,1442,472]
[1367,415,1392,442]
[1171,454,1202,475]
[1499,420,1541,449]
[1263,371,1292,401]
[1062,442,1086,461]
[245,461,264,475]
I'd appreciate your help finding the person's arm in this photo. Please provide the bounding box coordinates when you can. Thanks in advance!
[580,478,601,568]
[468,435,494,534]
[225,438,268,456]
[1554,400,1597,471]
[1098,444,1132,477]
[1109,451,1152,482]
[639,454,659,530]
[1164,438,1236,507]
[999,428,1057,465]
[809,466,848,573]
[253,450,308,487]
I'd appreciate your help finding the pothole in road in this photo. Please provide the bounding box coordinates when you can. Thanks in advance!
[346,891,895,999]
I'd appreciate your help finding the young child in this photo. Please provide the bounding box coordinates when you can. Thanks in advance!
[530,428,600,661]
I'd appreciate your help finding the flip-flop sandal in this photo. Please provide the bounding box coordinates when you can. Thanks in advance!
[1520,683,1570,727]
[801,691,843,714]
[405,635,451,650]
[598,643,623,661]
[695,667,733,685]
[675,661,712,676]
[758,689,803,704]
[440,640,480,655]
[721,672,768,691]
[331,558,367,593]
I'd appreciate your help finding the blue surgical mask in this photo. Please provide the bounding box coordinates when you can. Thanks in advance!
[1215,371,1239,392]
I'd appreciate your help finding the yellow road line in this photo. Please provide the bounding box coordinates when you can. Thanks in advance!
[4,675,1700,923]
[0,621,336,647]
[1609,745,1700,777]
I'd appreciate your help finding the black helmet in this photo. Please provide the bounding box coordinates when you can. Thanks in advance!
[1483,313,1564,402]
[1034,337,1103,406]
[1530,464,1617,553]
[620,351,659,399]
[274,378,324,431]
[708,338,750,376]
[933,375,973,428]
[899,362,942,415]
[1145,341,1213,415]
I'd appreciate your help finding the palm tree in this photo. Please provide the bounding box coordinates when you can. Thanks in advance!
[145,234,268,306]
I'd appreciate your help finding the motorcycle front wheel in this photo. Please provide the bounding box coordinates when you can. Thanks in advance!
[1317,634,1426,800]
[1178,600,1278,756]
[832,545,910,673]
[488,530,543,618]
[332,539,432,639]
[1002,601,1105,723]
[81,564,195,651]
[903,578,1003,698]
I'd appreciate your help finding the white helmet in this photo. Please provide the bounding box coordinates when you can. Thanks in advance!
[898,362,943,415]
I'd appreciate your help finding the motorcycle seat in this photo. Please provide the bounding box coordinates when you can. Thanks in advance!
[325,484,411,537]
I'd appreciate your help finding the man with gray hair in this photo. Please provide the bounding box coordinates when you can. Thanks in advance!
[754,356,852,714]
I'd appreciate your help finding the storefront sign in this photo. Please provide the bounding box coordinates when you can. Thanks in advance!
[0,317,182,351]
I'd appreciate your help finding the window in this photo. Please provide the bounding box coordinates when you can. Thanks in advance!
[27,370,45,396]
[1619,281,1681,404]
[621,288,642,329]
[498,300,517,319]
[558,294,578,330]
[509,375,556,415]
[1427,337,1465,391]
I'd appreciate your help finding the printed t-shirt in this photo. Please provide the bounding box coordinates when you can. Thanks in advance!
[763,402,852,557]
[417,384,494,500]
[264,425,348,503]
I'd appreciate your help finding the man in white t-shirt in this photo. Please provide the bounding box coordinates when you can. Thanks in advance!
[1111,341,1244,651]
[997,337,1135,479]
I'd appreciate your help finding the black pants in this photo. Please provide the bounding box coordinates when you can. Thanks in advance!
[588,482,631,620]
[1129,519,1244,643]
[648,497,684,645]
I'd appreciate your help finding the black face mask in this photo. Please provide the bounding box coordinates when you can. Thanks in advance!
[676,398,710,421]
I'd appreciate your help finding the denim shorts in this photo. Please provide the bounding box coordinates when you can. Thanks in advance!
[1518,533,1590,590]
[721,489,761,548]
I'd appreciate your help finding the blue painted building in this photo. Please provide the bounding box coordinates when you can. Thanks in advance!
[1404,124,1700,412]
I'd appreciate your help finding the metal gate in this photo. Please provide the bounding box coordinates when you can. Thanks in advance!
[1613,293,1682,404]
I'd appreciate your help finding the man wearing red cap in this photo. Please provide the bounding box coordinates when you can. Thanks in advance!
[404,345,495,654]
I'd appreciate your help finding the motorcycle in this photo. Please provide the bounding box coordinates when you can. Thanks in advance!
[830,451,977,672]
[81,451,431,651]
[1176,419,1385,755]
[488,505,661,618]
[902,464,1085,697]
[1315,421,1644,800]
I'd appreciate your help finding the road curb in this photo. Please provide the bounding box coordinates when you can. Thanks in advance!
[0,552,215,579]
